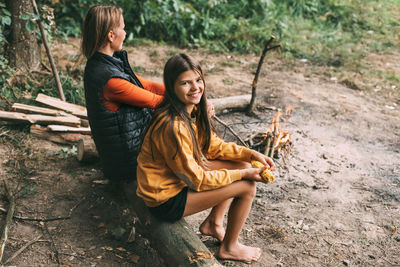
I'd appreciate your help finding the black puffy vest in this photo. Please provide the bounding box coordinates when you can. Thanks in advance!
[84,51,153,181]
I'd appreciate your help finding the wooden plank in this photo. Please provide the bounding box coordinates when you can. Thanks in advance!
[0,111,81,127]
[209,94,251,113]
[12,103,74,117]
[47,125,91,135]
[35,93,87,119]
[30,125,86,145]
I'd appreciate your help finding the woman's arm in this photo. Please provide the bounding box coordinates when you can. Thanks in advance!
[102,78,163,111]
[136,74,165,96]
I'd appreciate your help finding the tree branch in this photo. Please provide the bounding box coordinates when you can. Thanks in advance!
[0,180,16,264]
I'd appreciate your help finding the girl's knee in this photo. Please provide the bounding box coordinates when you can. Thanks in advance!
[243,180,257,198]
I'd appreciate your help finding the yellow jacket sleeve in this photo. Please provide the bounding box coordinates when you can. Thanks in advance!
[153,121,242,192]
[206,131,254,161]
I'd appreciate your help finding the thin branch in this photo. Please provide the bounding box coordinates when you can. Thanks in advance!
[0,180,16,263]
[247,35,281,114]
[41,222,60,265]
[30,0,65,101]
[213,116,248,147]
[3,234,43,265]
[0,200,82,222]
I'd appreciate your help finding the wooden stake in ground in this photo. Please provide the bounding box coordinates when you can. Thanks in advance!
[0,180,15,264]
[247,35,281,114]
[30,0,66,101]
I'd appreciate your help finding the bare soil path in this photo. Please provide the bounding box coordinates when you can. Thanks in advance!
[0,41,399,266]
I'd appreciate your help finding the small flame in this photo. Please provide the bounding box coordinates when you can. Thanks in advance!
[265,107,293,154]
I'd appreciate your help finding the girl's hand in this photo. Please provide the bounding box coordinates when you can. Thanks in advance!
[240,165,268,183]
[250,150,275,171]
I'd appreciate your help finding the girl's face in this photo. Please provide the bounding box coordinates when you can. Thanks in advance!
[174,70,204,114]
[110,15,126,52]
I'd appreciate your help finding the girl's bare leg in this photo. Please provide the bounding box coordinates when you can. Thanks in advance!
[218,182,261,262]
[184,179,261,262]
[199,198,231,242]
[198,160,250,242]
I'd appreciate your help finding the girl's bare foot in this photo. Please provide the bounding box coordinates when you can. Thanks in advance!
[217,243,261,262]
[199,220,225,242]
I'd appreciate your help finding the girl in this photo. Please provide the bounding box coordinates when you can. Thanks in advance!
[136,53,275,262]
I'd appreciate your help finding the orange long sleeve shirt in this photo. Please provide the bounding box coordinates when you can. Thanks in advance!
[136,115,254,207]
[102,75,165,111]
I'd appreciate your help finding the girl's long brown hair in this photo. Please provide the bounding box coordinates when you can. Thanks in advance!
[81,5,122,59]
[148,54,212,167]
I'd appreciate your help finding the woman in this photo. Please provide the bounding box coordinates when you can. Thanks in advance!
[81,5,165,182]
[136,53,275,262]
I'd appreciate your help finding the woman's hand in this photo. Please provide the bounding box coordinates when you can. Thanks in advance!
[207,102,215,118]
[250,150,275,171]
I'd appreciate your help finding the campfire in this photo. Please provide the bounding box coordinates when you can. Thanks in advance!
[247,107,293,159]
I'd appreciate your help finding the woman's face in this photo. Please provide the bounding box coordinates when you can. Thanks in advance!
[110,15,126,52]
[174,70,204,114]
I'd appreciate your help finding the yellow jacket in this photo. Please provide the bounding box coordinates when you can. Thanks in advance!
[136,115,253,207]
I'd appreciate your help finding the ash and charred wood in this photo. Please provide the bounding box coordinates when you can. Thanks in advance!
[3,234,43,265]
[213,116,248,147]
[247,35,279,114]
[126,181,221,267]
[0,180,16,264]
[30,0,65,101]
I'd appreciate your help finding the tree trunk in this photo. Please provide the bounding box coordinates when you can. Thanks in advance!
[6,0,40,70]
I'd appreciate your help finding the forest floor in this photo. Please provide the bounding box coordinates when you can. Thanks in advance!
[0,39,400,267]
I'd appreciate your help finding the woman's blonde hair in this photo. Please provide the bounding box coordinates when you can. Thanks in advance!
[81,5,123,59]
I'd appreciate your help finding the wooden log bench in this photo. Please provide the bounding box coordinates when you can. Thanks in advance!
[78,138,221,266]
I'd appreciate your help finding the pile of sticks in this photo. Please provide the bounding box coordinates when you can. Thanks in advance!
[0,93,90,143]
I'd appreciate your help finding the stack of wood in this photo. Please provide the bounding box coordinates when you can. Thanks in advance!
[0,93,97,162]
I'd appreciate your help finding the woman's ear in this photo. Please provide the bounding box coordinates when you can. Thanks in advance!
[107,30,114,43]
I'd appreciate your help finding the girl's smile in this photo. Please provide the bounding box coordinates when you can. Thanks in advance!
[174,70,204,113]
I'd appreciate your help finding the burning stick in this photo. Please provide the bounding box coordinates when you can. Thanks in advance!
[263,132,272,156]
[269,122,278,158]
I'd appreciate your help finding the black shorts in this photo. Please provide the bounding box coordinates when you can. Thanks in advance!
[148,187,188,222]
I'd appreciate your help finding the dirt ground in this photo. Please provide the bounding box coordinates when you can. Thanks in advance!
[1,39,399,266]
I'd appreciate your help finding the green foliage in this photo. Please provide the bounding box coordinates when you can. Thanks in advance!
[43,0,399,63]
[1,0,398,105]
[0,2,12,93]
[20,5,57,44]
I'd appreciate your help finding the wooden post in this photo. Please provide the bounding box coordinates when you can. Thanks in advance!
[77,138,99,163]
[30,0,66,101]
